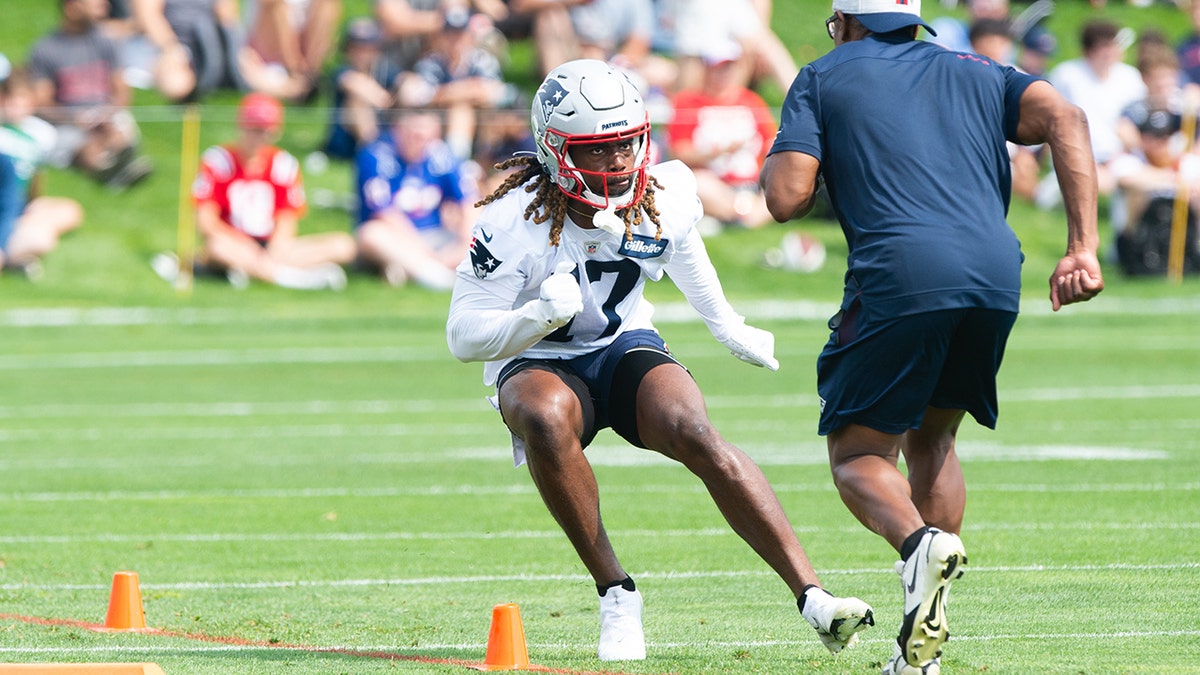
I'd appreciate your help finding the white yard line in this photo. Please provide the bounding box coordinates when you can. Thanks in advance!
[0,478,1193,503]
[6,296,1200,328]
[2,384,1199,421]
[2,628,1199,654]
[1,562,1197,592]
[0,521,1195,546]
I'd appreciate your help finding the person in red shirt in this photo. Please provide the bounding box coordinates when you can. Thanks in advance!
[665,39,778,230]
[160,93,357,290]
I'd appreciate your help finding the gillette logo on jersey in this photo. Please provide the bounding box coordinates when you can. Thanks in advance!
[619,234,668,259]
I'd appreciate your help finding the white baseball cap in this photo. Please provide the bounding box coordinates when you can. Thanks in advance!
[831,0,937,36]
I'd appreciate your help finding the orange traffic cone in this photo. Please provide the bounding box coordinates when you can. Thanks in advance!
[470,603,540,671]
[98,571,149,632]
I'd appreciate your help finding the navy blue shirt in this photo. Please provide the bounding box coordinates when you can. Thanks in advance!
[769,34,1039,320]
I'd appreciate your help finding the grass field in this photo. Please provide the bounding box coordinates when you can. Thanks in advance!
[3,0,1200,673]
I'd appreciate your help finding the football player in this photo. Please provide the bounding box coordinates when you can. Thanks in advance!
[446,59,874,662]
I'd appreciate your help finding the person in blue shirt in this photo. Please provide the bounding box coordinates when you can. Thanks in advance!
[353,108,476,290]
[0,67,84,280]
[759,1,1104,673]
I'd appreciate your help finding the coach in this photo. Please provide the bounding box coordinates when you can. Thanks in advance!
[758,0,1104,672]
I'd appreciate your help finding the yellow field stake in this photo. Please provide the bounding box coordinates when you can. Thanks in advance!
[175,104,201,295]
[1167,100,1197,284]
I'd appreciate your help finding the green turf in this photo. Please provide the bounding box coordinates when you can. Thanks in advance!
[2,1,1200,673]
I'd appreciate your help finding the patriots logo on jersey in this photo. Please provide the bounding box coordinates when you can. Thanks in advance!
[470,236,503,279]
[535,78,569,124]
[619,234,668,259]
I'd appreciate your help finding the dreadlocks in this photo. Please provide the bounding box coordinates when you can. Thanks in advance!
[475,156,664,247]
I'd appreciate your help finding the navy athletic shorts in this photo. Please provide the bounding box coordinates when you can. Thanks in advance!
[816,302,1018,436]
[496,329,683,448]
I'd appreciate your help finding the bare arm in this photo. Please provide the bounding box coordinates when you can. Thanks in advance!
[509,0,591,11]
[195,201,229,239]
[266,208,300,248]
[759,150,821,223]
[1015,80,1104,310]
[376,0,444,40]
[130,0,181,48]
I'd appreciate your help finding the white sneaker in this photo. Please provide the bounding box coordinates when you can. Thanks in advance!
[597,586,645,661]
[151,251,179,284]
[226,268,250,290]
[310,262,347,291]
[882,642,941,674]
[896,528,966,668]
[800,587,875,654]
[14,258,44,282]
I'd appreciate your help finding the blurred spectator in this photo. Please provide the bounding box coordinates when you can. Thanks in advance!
[243,0,343,101]
[1016,23,1057,77]
[353,109,474,289]
[374,0,445,73]
[569,0,653,69]
[929,0,1010,54]
[126,0,249,102]
[155,93,354,290]
[323,17,400,160]
[397,6,517,159]
[505,0,577,77]
[665,40,775,229]
[1178,0,1200,88]
[968,18,1015,65]
[1043,20,1146,206]
[1109,107,1200,275]
[472,95,536,194]
[101,0,140,44]
[0,67,85,280]
[487,0,537,42]
[669,0,798,95]
[27,0,154,190]
[521,0,655,84]
[1117,44,1189,154]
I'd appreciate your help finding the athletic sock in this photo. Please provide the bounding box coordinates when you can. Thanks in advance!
[797,584,824,614]
[597,576,636,597]
[900,526,933,561]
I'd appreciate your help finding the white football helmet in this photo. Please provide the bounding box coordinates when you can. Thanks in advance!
[531,59,651,210]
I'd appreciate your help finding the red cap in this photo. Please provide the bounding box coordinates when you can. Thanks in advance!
[238,93,284,130]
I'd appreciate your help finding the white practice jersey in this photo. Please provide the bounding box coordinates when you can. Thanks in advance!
[447,160,746,385]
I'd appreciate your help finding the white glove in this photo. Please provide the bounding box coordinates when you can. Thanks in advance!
[720,322,780,371]
[532,261,583,330]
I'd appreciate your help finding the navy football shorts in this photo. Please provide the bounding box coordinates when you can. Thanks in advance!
[496,329,684,448]
[816,303,1018,436]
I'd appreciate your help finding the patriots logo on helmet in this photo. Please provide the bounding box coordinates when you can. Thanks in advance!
[470,236,503,279]
[535,78,569,124]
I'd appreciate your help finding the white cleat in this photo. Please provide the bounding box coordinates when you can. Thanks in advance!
[597,586,645,661]
[882,642,941,674]
[896,528,967,668]
[800,587,875,654]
